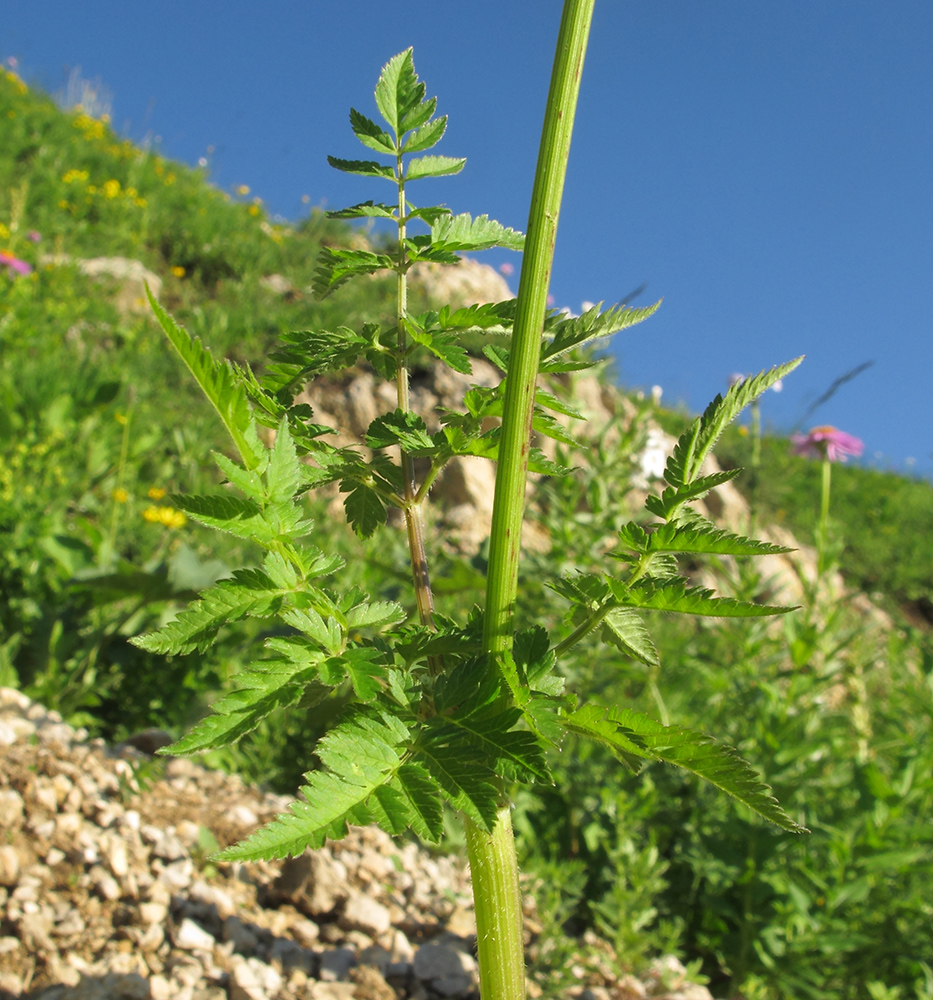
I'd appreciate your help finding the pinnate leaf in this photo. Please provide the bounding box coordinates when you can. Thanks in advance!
[348,108,395,154]
[326,156,395,181]
[402,115,447,153]
[327,201,396,220]
[563,705,807,832]
[643,470,741,520]
[342,482,387,538]
[666,357,803,487]
[609,577,794,618]
[217,714,409,860]
[602,608,660,667]
[312,248,395,298]
[374,49,424,134]
[406,155,466,181]
[431,213,525,252]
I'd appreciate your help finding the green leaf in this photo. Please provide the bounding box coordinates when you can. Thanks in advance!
[212,452,266,503]
[160,657,325,756]
[342,482,387,538]
[327,201,396,220]
[643,470,741,520]
[312,248,395,298]
[391,763,444,842]
[265,419,302,504]
[563,705,807,832]
[146,290,262,469]
[337,647,388,701]
[174,494,313,545]
[364,410,435,454]
[406,155,466,181]
[402,115,447,153]
[415,734,500,831]
[540,300,661,365]
[272,327,373,378]
[326,156,395,181]
[217,714,409,860]
[345,599,407,632]
[602,608,660,667]
[132,568,284,655]
[639,521,794,557]
[348,108,395,155]
[374,49,425,134]
[666,357,803,488]
[430,213,525,252]
[608,577,794,618]
[281,606,343,655]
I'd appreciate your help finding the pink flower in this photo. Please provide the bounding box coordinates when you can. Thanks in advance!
[27,230,41,242]
[0,251,32,277]
[792,425,864,463]
[498,261,514,276]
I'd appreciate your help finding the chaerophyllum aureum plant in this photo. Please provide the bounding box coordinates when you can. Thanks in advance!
[134,8,806,998]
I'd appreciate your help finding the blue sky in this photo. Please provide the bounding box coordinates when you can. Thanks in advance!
[5,1,932,477]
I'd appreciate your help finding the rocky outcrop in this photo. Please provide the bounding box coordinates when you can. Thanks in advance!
[0,690,715,1000]
[41,257,162,316]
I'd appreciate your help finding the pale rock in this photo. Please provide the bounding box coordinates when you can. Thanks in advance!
[308,984,357,1000]
[148,975,174,1000]
[350,965,396,1000]
[341,890,392,936]
[657,988,714,1000]
[229,804,259,828]
[289,916,320,947]
[53,909,86,936]
[102,832,129,877]
[0,846,20,886]
[189,880,236,919]
[0,687,31,710]
[75,256,163,315]
[156,857,194,890]
[138,901,168,925]
[175,916,216,951]
[0,972,23,994]
[229,957,282,1000]
[46,847,67,866]
[89,865,121,901]
[0,788,23,826]
[0,721,19,746]
[273,851,349,915]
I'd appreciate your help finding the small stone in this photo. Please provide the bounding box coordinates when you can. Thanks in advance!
[138,902,168,925]
[350,964,397,1000]
[0,789,24,826]
[229,958,282,1000]
[149,975,174,1000]
[341,891,392,937]
[53,909,86,936]
[175,916,216,950]
[102,833,129,877]
[156,857,194,890]
[229,804,259,828]
[0,846,20,886]
[413,942,476,997]
[0,721,18,746]
[0,972,23,995]
[274,851,348,915]
[308,984,357,1000]
[319,946,357,982]
[290,916,320,947]
[89,865,121,901]
[268,937,314,974]
[45,847,66,866]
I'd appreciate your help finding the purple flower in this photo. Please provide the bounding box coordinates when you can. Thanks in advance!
[792,425,864,463]
[27,230,41,242]
[0,251,32,277]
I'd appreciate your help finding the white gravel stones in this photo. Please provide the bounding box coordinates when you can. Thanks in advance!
[174,916,217,951]
[0,845,20,885]
[341,890,392,937]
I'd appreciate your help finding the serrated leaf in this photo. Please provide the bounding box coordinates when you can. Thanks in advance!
[602,608,660,667]
[541,300,661,364]
[312,248,395,298]
[425,335,471,375]
[563,705,807,832]
[338,647,387,701]
[415,736,500,831]
[609,577,794,618]
[364,410,436,454]
[402,115,447,153]
[374,49,424,134]
[643,521,794,557]
[266,419,302,503]
[212,451,266,503]
[326,156,395,181]
[174,493,312,545]
[406,155,466,181]
[160,657,323,756]
[643,470,741,520]
[327,201,396,220]
[217,714,408,860]
[391,763,444,842]
[132,568,285,655]
[281,606,343,654]
[342,483,387,538]
[430,212,524,252]
[147,290,262,469]
[666,357,803,488]
[348,108,395,154]
[345,600,407,631]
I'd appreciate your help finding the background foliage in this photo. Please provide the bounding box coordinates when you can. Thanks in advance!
[2,67,931,999]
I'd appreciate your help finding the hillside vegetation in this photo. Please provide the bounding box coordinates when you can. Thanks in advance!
[2,67,932,1000]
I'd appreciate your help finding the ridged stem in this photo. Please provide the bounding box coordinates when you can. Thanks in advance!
[467,4,596,1000]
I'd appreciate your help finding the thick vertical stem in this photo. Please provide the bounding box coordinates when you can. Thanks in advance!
[467,3,596,1000]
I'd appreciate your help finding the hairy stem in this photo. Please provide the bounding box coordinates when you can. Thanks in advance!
[396,160,436,630]
[467,3,595,1000]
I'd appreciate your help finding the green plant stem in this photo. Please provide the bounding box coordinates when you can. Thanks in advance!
[817,456,832,578]
[395,158,435,630]
[467,3,595,999]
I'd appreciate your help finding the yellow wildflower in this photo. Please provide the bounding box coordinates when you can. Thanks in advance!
[112,487,129,503]
[62,169,89,184]
[171,266,185,278]
[114,412,128,425]
[147,486,167,500]
[248,205,261,217]
[0,224,8,240]
[164,173,176,185]
[134,197,147,208]
[102,179,120,199]
[236,184,250,196]
[143,506,187,529]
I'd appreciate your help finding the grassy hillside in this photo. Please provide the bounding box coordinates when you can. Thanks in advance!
[2,66,932,1000]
